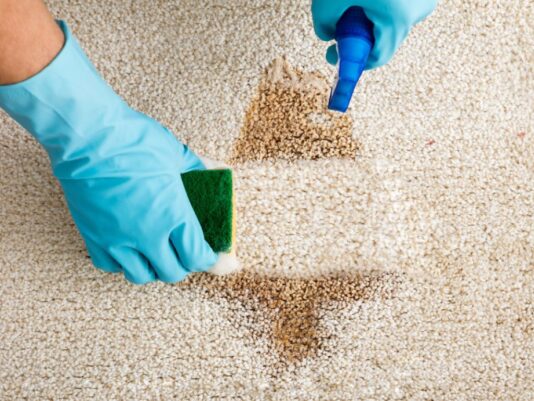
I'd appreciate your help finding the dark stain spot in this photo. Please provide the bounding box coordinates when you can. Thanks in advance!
[183,270,399,368]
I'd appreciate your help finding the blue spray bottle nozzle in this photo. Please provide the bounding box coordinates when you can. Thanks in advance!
[328,7,374,113]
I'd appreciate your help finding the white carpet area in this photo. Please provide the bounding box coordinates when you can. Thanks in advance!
[1,0,533,399]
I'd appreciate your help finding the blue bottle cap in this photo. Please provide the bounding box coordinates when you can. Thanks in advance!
[328,7,374,113]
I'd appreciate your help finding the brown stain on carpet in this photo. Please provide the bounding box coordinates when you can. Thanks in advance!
[186,270,398,365]
[230,57,360,163]
[196,58,378,369]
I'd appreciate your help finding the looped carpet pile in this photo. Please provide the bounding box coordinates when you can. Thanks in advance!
[1,0,533,399]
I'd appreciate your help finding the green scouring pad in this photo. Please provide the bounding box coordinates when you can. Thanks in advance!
[181,169,235,254]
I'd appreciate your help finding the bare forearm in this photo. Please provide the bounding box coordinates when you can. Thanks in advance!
[0,0,64,84]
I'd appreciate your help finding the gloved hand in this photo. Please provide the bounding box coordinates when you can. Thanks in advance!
[0,21,236,284]
[312,0,437,69]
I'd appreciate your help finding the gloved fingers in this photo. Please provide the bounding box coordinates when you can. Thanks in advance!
[109,246,157,285]
[145,243,189,283]
[326,44,339,65]
[312,1,353,41]
[170,220,218,273]
[178,143,206,173]
[313,2,395,70]
[169,184,218,272]
[161,127,205,173]
[312,0,432,70]
[362,1,436,70]
[414,0,438,23]
[365,14,407,69]
[86,241,122,273]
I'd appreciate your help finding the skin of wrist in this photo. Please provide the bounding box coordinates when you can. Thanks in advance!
[0,0,64,85]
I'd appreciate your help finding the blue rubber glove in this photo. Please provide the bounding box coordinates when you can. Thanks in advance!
[0,21,219,284]
[312,0,437,69]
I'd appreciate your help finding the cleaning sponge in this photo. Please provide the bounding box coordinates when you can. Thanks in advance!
[181,168,236,254]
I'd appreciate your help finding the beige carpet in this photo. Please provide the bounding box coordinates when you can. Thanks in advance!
[1,0,533,399]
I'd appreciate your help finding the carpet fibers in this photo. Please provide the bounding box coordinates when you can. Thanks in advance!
[1,0,533,399]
